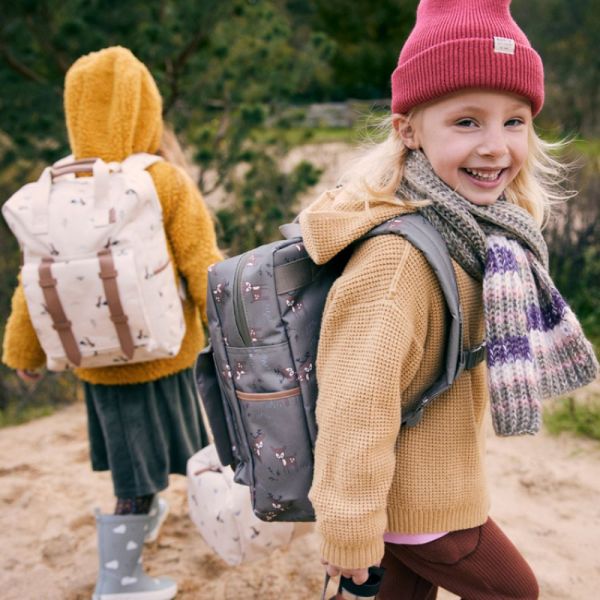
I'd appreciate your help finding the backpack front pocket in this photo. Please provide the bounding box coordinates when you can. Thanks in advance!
[237,386,314,522]
[21,248,154,369]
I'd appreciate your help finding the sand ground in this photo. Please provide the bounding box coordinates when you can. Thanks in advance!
[0,382,599,600]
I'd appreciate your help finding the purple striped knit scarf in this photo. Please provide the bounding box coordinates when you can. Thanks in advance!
[398,151,599,436]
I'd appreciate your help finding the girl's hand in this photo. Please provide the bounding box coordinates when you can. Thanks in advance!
[321,558,370,586]
[16,369,43,384]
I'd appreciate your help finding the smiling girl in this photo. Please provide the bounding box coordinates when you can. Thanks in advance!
[396,90,531,207]
[299,1,599,599]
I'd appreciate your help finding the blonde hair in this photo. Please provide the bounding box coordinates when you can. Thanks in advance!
[340,113,572,227]
[505,128,573,226]
[158,125,197,179]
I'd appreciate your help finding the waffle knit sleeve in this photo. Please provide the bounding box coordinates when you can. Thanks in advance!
[2,278,46,370]
[152,162,223,324]
[308,237,430,569]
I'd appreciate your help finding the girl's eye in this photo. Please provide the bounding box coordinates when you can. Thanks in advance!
[455,118,478,128]
[505,118,525,127]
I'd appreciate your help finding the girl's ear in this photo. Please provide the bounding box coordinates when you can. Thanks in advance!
[392,113,419,149]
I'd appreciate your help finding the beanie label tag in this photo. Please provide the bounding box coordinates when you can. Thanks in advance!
[494,37,516,55]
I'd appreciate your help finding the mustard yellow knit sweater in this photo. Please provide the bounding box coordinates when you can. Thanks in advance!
[2,47,222,385]
[299,188,490,570]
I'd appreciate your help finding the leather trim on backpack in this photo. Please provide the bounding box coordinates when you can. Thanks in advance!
[38,257,82,366]
[236,387,301,401]
[97,248,135,359]
[50,158,98,179]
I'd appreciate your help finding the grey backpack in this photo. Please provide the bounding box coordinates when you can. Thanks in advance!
[196,213,486,522]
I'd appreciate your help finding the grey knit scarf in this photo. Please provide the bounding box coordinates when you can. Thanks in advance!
[397,150,598,435]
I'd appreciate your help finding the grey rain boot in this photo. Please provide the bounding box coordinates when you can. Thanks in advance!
[93,510,177,600]
[145,496,169,544]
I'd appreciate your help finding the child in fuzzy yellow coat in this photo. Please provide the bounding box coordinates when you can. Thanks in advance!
[2,46,222,600]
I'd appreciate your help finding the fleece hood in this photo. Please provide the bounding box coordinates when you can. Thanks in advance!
[299,188,413,265]
[64,46,163,162]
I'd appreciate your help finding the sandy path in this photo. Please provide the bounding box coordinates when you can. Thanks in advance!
[0,385,599,600]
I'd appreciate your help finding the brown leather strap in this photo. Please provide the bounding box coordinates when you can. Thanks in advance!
[236,387,301,402]
[97,249,135,359]
[192,466,223,477]
[51,158,98,179]
[38,258,82,366]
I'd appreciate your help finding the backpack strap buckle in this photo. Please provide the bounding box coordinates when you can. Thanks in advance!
[463,341,487,371]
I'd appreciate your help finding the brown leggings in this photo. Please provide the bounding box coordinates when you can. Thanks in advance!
[378,518,539,600]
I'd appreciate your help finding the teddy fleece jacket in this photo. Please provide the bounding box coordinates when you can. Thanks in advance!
[299,188,490,570]
[2,47,222,385]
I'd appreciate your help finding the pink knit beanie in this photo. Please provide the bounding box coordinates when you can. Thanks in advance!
[391,0,544,115]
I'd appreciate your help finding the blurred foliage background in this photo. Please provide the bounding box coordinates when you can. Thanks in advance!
[0,0,598,425]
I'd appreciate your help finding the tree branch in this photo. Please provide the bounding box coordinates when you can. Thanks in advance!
[25,11,70,74]
[0,43,47,84]
[202,179,225,197]
[162,0,232,116]
[163,27,212,115]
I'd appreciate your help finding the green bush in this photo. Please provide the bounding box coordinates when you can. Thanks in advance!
[545,143,600,349]
[543,396,600,441]
[0,365,80,427]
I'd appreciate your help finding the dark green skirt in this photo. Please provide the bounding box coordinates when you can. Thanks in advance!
[84,368,208,498]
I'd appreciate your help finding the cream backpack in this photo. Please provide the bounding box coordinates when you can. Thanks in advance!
[2,153,185,371]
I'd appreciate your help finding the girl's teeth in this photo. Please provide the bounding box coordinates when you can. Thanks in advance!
[465,168,502,181]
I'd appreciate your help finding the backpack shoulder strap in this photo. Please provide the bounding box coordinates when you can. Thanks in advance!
[121,153,163,171]
[48,154,161,179]
[362,213,483,426]
[278,212,485,427]
[120,154,165,215]
[279,219,301,240]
